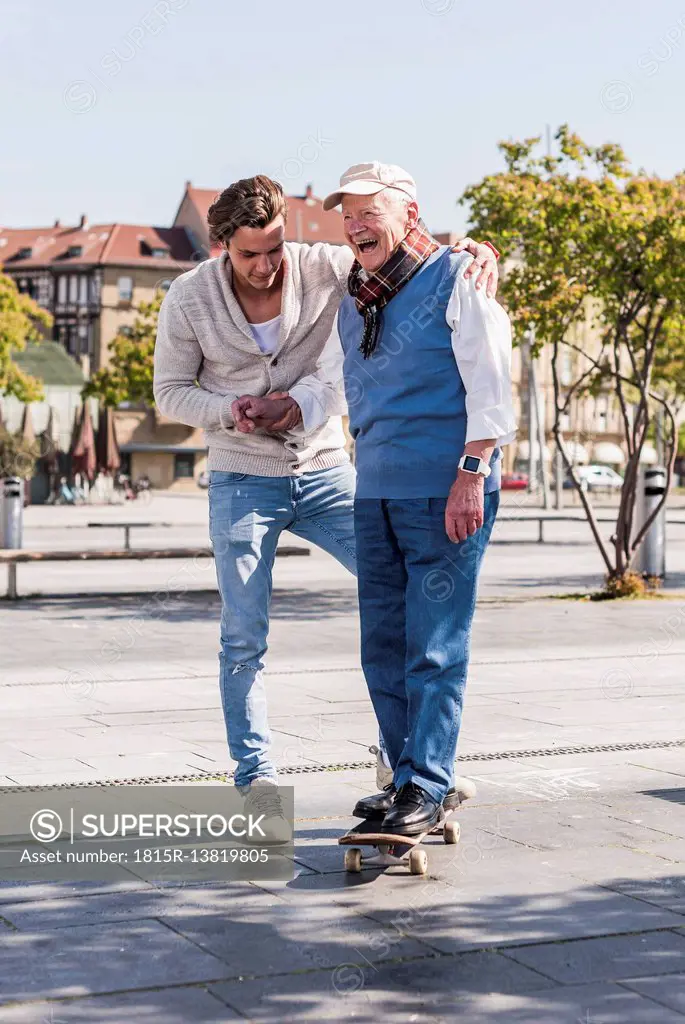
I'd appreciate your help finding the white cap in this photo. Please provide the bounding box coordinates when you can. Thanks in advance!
[322,162,417,211]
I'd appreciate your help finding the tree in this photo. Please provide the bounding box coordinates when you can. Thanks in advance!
[463,126,685,591]
[0,272,52,402]
[0,426,40,479]
[84,292,162,407]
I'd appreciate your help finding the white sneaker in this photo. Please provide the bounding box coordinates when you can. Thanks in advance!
[370,745,393,790]
[369,746,477,804]
[239,779,292,845]
[449,776,477,804]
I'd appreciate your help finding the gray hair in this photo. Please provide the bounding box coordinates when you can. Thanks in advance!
[378,188,412,212]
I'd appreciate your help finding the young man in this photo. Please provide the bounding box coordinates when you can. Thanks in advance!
[153,174,498,836]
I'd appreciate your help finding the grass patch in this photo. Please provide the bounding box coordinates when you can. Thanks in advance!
[593,571,663,601]
[551,572,668,602]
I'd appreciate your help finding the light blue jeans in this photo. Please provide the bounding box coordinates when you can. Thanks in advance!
[209,463,357,787]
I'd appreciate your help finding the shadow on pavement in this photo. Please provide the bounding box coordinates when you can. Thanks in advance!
[0,588,359,623]
[0,867,682,1022]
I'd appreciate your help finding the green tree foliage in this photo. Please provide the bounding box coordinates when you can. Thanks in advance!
[0,273,52,402]
[84,292,163,408]
[463,126,685,585]
[0,425,40,479]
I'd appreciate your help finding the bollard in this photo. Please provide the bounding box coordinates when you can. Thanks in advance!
[1,477,23,549]
[634,466,667,578]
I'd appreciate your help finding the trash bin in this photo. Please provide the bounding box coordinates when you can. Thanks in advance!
[634,466,667,578]
[1,476,23,549]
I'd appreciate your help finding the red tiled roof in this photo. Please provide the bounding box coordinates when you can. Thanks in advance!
[0,222,197,271]
[178,184,347,248]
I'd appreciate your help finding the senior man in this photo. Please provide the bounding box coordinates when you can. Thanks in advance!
[153,172,499,837]
[316,163,517,834]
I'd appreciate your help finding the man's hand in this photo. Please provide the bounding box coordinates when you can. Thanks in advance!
[231,393,302,433]
[445,472,485,543]
[452,237,499,299]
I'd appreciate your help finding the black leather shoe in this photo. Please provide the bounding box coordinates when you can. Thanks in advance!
[381,782,444,836]
[355,785,460,820]
[353,785,396,819]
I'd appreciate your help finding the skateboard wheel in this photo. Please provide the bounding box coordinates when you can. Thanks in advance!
[409,847,428,875]
[443,821,461,845]
[344,848,363,873]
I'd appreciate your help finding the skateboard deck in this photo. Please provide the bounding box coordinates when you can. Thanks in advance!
[339,809,460,875]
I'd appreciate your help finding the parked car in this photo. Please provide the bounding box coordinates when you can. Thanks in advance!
[502,472,529,491]
[563,464,624,491]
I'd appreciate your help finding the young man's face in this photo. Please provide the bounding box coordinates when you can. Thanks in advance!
[227,216,286,290]
[342,191,418,272]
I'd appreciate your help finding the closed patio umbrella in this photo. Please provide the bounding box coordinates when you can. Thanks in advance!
[20,405,36,445]
[95,406,121,476]
[41,408,61,475]
[70,403,97,482]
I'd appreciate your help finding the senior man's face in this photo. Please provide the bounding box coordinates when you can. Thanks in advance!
[342,190,419,273]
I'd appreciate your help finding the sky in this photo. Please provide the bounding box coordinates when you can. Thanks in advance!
[1,0,683,234]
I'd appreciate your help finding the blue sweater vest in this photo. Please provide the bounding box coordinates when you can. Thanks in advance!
[338,247,501,499]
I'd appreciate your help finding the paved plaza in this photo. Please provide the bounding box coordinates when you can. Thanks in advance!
[0,494,684,1020]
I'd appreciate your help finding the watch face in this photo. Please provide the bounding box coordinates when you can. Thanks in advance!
[463,455,481,473]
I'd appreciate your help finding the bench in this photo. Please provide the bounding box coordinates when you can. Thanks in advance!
[0,545,309,600]
[496,513,685,543]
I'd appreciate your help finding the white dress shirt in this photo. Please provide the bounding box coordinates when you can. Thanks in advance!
[288,259,517,446]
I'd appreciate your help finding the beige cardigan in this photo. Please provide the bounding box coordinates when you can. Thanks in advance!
[153,243,353,476]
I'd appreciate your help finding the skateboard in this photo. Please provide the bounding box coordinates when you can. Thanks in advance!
[339,809,460,876]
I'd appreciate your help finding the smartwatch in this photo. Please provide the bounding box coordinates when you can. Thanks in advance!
[458,454,491,478]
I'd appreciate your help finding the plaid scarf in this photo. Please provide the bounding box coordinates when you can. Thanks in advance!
[347,220,440,359]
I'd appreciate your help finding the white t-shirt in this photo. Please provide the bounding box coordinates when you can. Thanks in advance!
[248,314,281,355]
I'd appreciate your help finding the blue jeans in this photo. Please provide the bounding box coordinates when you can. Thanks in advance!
[354,491,499,803]
[209,463,357,788]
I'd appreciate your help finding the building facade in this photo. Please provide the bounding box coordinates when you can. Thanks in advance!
[0,218,197,375]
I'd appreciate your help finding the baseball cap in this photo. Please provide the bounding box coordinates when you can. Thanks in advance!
[322,162,417,211]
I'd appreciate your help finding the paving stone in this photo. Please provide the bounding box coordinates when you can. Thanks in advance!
[0,880,152,906]
[432,981,685,1023]
[602,798,685,842]
[0,759,99,779]
[464,800,675,851]
[503,929,685,984]
[0,881,274,930]
[161,899,434,977]
[640,839,685,863]
[0,986,241,1022]
[5,563,685,1019]
[210,949,556,1022]
[377,882,684,955]
[623,973,685,1014]
[0,920,235,1004]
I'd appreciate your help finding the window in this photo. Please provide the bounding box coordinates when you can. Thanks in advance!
[16,246,32,259]
[65,325,78,357]
[118,276,133,302]
[57,275,67,304]
[68,275,78,303]
[158,279,172,292]
[174,453,195,479]
[149,247,169,258]
[68,245,83,258]
[79,275,89,304]
[560,351,573,386]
